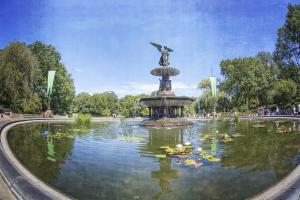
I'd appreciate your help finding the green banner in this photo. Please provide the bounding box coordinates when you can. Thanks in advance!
[209,76,217,97]
[47,71,56,95]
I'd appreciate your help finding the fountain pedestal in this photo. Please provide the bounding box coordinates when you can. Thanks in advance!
[139,65,194,126]
[139,43,195,126]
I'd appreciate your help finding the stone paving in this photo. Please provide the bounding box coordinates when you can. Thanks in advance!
[0,175,15,200]
[0,120,16,200]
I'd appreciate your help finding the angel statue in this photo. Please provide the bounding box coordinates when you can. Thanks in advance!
[150,42,174,66]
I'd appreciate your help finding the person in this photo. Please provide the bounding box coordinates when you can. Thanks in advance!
[293,105,296,115]
[276,106,279,115]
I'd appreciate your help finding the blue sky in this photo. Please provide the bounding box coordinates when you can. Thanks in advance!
[1,0,299,97]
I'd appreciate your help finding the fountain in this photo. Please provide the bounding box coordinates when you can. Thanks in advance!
[139,43,195,126]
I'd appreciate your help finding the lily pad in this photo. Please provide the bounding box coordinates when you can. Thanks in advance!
[219,133,230,139]
[232,133,243,137]
[207,157,220,162]
[252,124,265,128]
[118,136,146,142]
[70,128,90,132]
[154,154,166,158]
[163,146,192,156]
[184,159,196,166]
[201,135,212,140]
[49,132,74,139]
[221,137,233,143]
[198,151,220,162]
[276,128,291,134]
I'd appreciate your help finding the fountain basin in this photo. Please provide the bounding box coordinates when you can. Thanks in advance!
[139,96,195,126]
[2,119,300,200]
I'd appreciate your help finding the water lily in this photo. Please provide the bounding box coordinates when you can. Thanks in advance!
[175,144,184,151]
[184,141,191,146]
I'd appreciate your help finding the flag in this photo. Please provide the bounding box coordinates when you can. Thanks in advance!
[47,71,56,95]
[209,77,217,97]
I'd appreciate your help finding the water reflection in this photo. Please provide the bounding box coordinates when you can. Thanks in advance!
[47,136,56,162]
[151,158,178,200]
[8,123,76,182]
[138,128,182,199]
[220,120,300,179]
[7,120,300,200]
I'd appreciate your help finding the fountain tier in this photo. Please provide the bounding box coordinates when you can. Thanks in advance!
[139,43,194,126]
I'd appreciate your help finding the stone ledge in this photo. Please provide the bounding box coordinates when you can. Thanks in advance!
[0,119,74,200]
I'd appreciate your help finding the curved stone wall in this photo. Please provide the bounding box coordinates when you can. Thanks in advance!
[1,117,300,200]
[0,119,74,200]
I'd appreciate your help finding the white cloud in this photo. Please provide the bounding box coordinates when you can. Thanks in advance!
[75,68,82,72]
[85,81,199,97]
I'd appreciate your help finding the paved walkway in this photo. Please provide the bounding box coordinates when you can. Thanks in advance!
[0,175,15,200]
[0,120,16,200]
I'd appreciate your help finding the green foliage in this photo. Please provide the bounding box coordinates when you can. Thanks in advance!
[21,93,42,114]
[197,78,231,113]
[274,4,300,69]
[220,57,275,111]
[75,114,91,126]
[102,91,118,114]
[198,79,211,90]
[0,42,41,113]
[269,79,297,109]
[185,101,197,116]
[0,41,75,114]
[73,92,92,114]
[118,94,149,117]
[197,78,217,113]
[73,92,149,117]
[273,4,300,98]
[256,51,280,77]
[29,41,75,114]
[216,92,231,112]
[234,115,240,123]
[89,93,110,116]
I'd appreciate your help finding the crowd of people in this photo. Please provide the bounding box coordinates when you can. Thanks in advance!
[257,104,300,116]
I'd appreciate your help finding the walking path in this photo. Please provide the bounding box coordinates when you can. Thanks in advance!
[0,120,16,200]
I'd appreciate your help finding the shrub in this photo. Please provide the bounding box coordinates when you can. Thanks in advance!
[75,114,91,126]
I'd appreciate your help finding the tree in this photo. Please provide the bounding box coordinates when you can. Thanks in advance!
[273,4,300,97]
[119,95,149,117]
[28,41,75,114]
[197,78,231,113]
[90,93,110,116]
[256,51,280,77]
[102,91,118,114]
[73,92,92,114]
[185,101,197,116]
[220,57,275,111]
[216,91,232,112]
[0,42,41,112]
[270,79,297,110]
[274,4,300,69]
[197,78,217,113]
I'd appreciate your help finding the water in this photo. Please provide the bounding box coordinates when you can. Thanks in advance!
[7,120,300,200]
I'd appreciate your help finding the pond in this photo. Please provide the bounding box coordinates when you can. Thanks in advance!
[7,119,300,200]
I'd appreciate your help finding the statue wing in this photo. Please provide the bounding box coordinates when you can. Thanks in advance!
[165,46,174,52]
[150,42,162,52]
